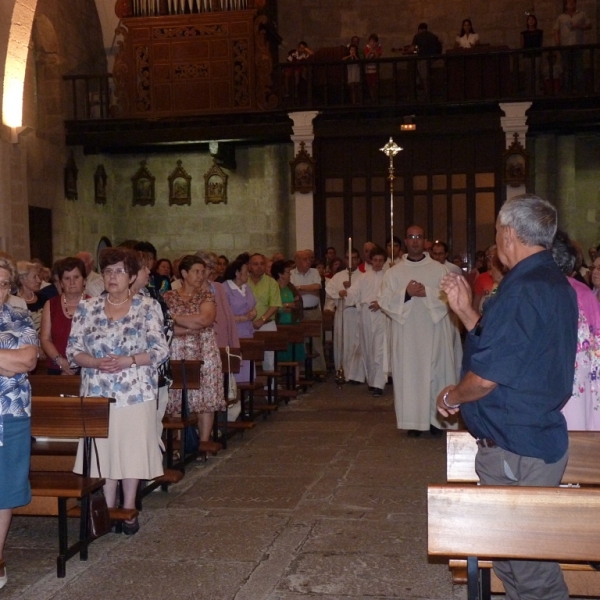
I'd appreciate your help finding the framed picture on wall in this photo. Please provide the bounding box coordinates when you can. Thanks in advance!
[94,165,107,205]
[503,133,528,188]
[290,141,316,194]
[203,160,228,204]
[168,160,192,206]
[132,160,155,206]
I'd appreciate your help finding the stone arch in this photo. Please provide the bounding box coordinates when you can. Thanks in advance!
[2,0,39,127]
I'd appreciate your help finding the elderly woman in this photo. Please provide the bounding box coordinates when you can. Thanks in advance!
[40,257,88,375]
[163,255,225,444]
[195,251,239,350]
[67,248,168,535]
[222,258,257,382]
[271,260,305,365]
[16,261,47,333]
[552,231,600,430]
[593,255,600,301]
[131,251,174,443]
[0,256,39,588]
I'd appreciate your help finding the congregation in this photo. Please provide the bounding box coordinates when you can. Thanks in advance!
[0,201,599,591]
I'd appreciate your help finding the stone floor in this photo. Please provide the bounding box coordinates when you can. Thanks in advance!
[3,380,470,600]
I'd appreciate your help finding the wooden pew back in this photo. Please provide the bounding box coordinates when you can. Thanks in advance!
[428,485,600,562]
[31,396,112,438]
[29,374,81,397]
[447,430,600,485]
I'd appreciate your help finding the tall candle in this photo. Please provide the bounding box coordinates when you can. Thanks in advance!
[348,237,352,267]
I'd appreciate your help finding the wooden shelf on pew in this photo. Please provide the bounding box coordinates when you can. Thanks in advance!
[67,506,139,522]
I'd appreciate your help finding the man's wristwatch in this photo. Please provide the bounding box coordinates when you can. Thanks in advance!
[131,355,137,368]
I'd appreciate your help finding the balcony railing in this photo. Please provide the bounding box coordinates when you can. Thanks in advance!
[63,44,600,121]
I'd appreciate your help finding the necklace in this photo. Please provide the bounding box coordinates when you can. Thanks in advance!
[62,293,84,319]
[20,290,35,303]
[106,290,130,306]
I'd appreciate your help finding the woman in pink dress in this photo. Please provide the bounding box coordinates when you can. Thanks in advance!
[552,231,600,430]
[163,255,224,443]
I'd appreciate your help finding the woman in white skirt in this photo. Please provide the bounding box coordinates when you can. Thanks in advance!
[67,248,168,535]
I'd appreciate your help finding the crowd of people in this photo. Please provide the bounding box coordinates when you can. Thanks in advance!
[0,194,599,593]
[284,0,591,101]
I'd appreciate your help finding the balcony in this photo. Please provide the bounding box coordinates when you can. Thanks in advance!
[63,44,600,148]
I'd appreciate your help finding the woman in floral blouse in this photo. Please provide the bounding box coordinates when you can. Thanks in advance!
[67,248,168,535]
[0,256,38,589]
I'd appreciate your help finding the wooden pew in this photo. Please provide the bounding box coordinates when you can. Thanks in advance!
[255,330,289,414]
[235,339,263,421]
[274,324,304,402]
[13,395,113,577]
[302,319,324,380]
[434,431,600,598]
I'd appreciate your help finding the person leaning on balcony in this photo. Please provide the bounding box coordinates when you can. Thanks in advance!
[554,0,591,46]
[454,19,479,49]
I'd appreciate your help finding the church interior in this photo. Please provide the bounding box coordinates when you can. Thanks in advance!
[1,0,600,598]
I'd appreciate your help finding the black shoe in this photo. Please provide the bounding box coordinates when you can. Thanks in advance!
[122,517,139,536]
[348,380,362,385]
[407,430,422,438]
[368,386,376,392]
[429,425,443,438]
[372,388,383,397]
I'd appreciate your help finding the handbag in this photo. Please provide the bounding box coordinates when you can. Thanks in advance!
[226,346,242,422]
[88,441,111,540]
[226,346,239,401]
[180,360,200,455]
[81,397,111,540]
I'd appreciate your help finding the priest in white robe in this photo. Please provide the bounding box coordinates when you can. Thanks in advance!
[325,249,364,383]
[378,226,462,435]
[343,245,389,396]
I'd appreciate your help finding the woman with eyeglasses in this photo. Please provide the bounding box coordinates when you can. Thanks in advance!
[67,248,169,535]
[0,256,39,590]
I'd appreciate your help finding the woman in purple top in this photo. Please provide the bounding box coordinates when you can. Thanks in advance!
[222,259,257,382]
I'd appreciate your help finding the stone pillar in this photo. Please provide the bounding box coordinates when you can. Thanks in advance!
[289,110,319,251]
[499,102,532,201]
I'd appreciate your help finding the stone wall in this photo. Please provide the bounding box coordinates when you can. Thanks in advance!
[531,132,600,251]
[52,144,294,263]
[276,0,597,59]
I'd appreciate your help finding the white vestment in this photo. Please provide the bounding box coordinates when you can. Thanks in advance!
[346,269,389,389]
[378,254,462,431]
[325,269,364,382]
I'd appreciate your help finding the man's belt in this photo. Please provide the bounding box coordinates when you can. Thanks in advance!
[476,438,498,448]
[304,305,319,310]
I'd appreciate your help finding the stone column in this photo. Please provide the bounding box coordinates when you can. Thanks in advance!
[499,102,532,201]
[289,110,319,251]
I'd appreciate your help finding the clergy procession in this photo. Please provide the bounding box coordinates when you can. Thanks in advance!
[324,225,462,437]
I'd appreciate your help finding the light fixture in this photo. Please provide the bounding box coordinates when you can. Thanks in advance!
[400,115,417,131]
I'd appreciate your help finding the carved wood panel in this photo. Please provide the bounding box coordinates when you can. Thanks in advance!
[115,11,268,117]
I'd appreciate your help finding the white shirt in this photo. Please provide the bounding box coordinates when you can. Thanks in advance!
[290,267,321,308]
[444,260,464,275]
[554,10,590,45]
[85,271,105,297]
[226,279,247,296]
[7,295,27,310]
[455,33,479,48]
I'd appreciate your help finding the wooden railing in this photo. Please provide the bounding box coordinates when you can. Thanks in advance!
[63,44,600,121]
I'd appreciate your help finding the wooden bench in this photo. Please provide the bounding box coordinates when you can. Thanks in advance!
[276,324,305,401]
[255,330,289,414]
[430,431,600,599]
[235,339,263,422]
[162,359,202,469]
[302,318,324,380]
[13,395,113,577]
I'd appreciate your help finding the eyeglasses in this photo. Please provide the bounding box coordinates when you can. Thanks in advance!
[102,268,128,277]
[0,281,11,290]
[407,234,424,239]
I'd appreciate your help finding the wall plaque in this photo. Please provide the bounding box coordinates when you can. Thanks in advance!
[204,160,228,204]
[132,160,156,206]
[290,141,316,194]
[94,164,107,205]
[169,160,192,206]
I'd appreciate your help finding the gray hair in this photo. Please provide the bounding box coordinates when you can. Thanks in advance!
[498,194,557,249]
[551,230,577,275]
[0,256,17,286]
[195,250,215,270]
[16,260,39,281]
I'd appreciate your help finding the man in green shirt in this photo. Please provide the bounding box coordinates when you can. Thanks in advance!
[247,253,282,372]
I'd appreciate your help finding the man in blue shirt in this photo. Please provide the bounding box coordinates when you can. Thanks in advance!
[437,194,578,600]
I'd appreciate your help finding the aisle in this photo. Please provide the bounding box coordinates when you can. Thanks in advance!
[4,381,464,600]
